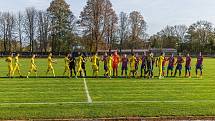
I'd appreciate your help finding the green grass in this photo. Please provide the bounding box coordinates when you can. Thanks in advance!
[0,57,214,119]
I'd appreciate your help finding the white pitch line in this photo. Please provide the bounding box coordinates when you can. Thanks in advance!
[83,78,92,103]
[0,102,88,105]
[0,100,215,105]
[93,100,215,103]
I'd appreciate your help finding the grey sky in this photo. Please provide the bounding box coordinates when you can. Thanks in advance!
[0,0,215,35]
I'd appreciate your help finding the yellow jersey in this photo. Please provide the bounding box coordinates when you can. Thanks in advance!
[64,57,70,66]
[107,56,112,67]
[91,55,98,66]
[6,57,13,66]
[15,56,19,65]
[31,57,35,66]
[157,56,164,67]
[129,56,136,67]
[48,56,52,66]
[77,56,83,66]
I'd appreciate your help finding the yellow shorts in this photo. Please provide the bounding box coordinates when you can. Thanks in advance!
[64,65,70,71]
[130,66,135,71]
[107,65,112,71]
[30,65,37,72]
[92,65,99,71]
[47,65,54,71]
[8,65,13,72]
[77,66,82,72]
[13,64,20,71]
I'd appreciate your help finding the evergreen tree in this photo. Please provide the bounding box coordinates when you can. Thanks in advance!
[47,0,73,53]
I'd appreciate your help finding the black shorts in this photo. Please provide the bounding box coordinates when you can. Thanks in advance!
[82,64,86,70]
[141,64,146,70]
[122,66,128,70]
[176,64,182,71]
[104,65,108,71]
[147,62,153,71]
[196,64,203,70]
[70,66,76,70]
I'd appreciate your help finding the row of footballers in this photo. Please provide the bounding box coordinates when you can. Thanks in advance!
[156,52,203,79]
[66,51,203,79]
[4,52,203,79]
[91,51,204,79]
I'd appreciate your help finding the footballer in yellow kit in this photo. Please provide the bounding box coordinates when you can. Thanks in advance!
[77,54,83,76]
[46,53,56,77]
[157,52,165,79]
[91,53,99,77]
[129,53,136,77]
[27,54,37,78]
[5,53,13,77]
[63,54,71,77]
[12,53,22,77]
[106,54,112,78]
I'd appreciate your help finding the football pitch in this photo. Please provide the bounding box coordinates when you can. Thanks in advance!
[0,58,214,119]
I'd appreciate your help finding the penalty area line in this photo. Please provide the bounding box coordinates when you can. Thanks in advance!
[83,78,92,103]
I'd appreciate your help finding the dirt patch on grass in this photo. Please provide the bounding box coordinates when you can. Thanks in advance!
[20,116,215,121]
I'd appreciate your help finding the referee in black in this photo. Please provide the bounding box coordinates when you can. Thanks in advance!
[69,53,77,78]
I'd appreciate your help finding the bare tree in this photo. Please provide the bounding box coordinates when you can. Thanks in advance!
[159,25,175,37]
[0,12,2,40]
[128,11,147,49]
[17,12,24,52]
[80,0,117,51]
[118,12,129,50]
[172,25,188,52]
[105,7,118,49]
[0,12,8,52]
[24,7,38,53]
[174,25,188,43]
[37,11,50,52]
[0,12,16,52]
[187,20,213,53]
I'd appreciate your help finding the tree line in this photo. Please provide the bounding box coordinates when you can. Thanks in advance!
[150,21,215,54]
[0,0,214,54]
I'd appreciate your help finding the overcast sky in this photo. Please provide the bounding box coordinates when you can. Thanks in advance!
[0,0,215,35]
